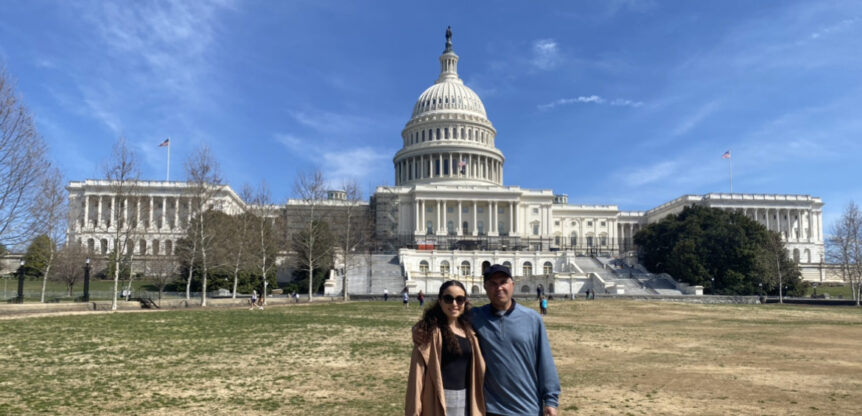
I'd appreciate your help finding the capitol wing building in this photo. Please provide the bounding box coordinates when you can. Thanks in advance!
[66,30,826,296]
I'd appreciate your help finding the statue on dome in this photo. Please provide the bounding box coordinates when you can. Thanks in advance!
[445,26,453,52]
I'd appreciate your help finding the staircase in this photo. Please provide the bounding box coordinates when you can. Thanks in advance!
[370,254,405,295]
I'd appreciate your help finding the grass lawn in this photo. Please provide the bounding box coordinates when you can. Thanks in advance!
[1,299,861,415]
[804,284,856,299]
[1,278,168,301]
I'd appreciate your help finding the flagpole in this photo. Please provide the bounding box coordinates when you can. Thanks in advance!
[166,137,171,182]
[729,153,733,194]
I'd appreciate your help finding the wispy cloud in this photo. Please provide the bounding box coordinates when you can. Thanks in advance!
[619,160,679,187]
[531,39,561,70]
[538,95,643,110]
[810,17,860,39]
[275,133,390,188]
[289,110,378,136]
[670,100,720,137]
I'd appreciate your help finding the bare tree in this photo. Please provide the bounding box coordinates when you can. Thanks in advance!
[249,181,278,302]
[147,254,177,305]
[292,170,332,303]
[336,180,369,301]
[104,138,143,311]
[0,67,49,248]
[185,144,222,307]
[30,167,67,302]
[827,201,862,306]
[52,243,87,297]
[228,184,254,299]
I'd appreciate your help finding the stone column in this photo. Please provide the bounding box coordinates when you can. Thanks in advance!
[489,201,498,236]
[414,199,420,233]
[421,199,426,233]
[123,197,128,228]
[765,208,770,231]
[509,202,514,235]
[174,197,180,230]
[161,196,167,230]
[149,197,154,230]
[83,195,90,229]
[472,201,478,236]
[458,200,463,236]
[437,200,443,234]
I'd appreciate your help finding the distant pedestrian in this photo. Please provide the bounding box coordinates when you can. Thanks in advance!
[536,286,542,300]
[402,288,410,308]
[250,290,258,311]
[384,288,389,301]
[293,291,299,303]
[418,290,425,307]
[585,289,590,300]
[540,295,548,316]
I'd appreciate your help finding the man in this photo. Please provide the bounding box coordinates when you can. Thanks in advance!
[472,264,560,416]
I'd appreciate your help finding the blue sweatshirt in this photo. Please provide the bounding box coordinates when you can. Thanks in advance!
[470,300,560,415]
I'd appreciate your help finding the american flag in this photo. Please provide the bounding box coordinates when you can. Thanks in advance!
[458,159,466,173]
[721,150,731,159]
[159,138,170,147]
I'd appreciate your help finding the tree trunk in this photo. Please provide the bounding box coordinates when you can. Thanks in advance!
[40,258,53,303]
[111,256,120,311]
[124,253,135,301]
[307,259,313,303]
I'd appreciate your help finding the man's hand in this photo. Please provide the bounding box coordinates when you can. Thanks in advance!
[543,405,558,416]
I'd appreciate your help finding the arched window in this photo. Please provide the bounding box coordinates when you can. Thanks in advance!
[445,128,450,139]
[419,260,429,273]
[481,261,491,275]
[422,130,425,141]
[462,221,469,235]
[100,238,109,255]
[804,249,811,263]
[600,233,608,246]
[471,285,480,295]
[521,285,531,293]
[586,236,594,247]
[165,240,173,255]
[153,239,160,256]
[139,239,147,255]
[440,261,450,275]
[461,261,471,276]
[523,262,533,277]
[477,221,485,235]
[503,261,512,272]
[436,128,441,140]
[793,249,800,264]
[570,232,578,247]
[543,262,553,275]
[87,238,95,253]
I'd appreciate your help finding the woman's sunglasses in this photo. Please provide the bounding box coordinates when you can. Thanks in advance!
[442,295,467,305]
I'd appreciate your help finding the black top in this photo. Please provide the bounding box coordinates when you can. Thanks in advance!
[441,334,472,390]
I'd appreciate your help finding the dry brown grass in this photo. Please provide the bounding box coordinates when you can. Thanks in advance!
[0,299,860,415]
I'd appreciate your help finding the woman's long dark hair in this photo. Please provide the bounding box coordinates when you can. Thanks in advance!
[414,280,472,355]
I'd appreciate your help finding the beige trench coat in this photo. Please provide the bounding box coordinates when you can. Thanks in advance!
[405,326,486,416]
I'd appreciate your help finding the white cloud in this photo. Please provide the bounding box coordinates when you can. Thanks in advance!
[670,100,720,137]
[275,133,389,188]
[810,17,860,39]
[538,95,643,110]
[289,110,377,135]
[531,39,560,70]
[620,161,679,187]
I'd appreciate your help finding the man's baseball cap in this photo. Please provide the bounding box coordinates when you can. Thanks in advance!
[483,264,512,281]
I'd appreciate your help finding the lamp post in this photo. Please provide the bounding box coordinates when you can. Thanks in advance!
[16,259,25,303]
[711,277,715,295]
[83,257,91,302]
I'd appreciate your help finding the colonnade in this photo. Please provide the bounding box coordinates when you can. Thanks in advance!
[729,207,822,242]
[79,194,194,232]
[404,124,493,147]
[396,153,502,185]
[413,199,518,237]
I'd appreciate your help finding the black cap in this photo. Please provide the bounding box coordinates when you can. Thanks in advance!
[483,264,512,281]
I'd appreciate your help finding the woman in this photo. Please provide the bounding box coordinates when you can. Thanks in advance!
[405,281,485,416]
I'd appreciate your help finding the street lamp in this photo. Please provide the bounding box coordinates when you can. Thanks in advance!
[83,257,91,302]
[711,277,715,295]
[16,258,25,303]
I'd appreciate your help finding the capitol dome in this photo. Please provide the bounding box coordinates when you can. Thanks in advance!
[394,27,504,187]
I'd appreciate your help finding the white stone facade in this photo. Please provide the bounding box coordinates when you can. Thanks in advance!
[66,180,246,257]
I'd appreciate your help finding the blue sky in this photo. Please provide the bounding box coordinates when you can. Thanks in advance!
[1,0,860,228]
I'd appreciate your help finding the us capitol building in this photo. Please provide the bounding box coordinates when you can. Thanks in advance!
[66,30,826,296]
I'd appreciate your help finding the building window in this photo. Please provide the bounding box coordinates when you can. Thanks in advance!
[478,207,484,214]
[587,221,593,226]
[554,236,561,245]
[523,262,533,277]
[440,261,450,275]
[447,221,455,235]
[503,261,512,271]
[463,207,469,213]
[461,261,471,276]
[570,233,578,246]
[554,221,560,226]
[427,206,433,212]
[532,223,540,235]
[532,207,539,214]
[478,221,485,235]
[498,221,505,234]
[543,262,553,275]
[600,221,606,227]
[600,236,607,246]
[447,207,454,213]
[419,260,429,273]
[571,221,576,226]
[586,236,593,247]
[426,221,433,234]
[498,207,504,214]
[463,221,469,235]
